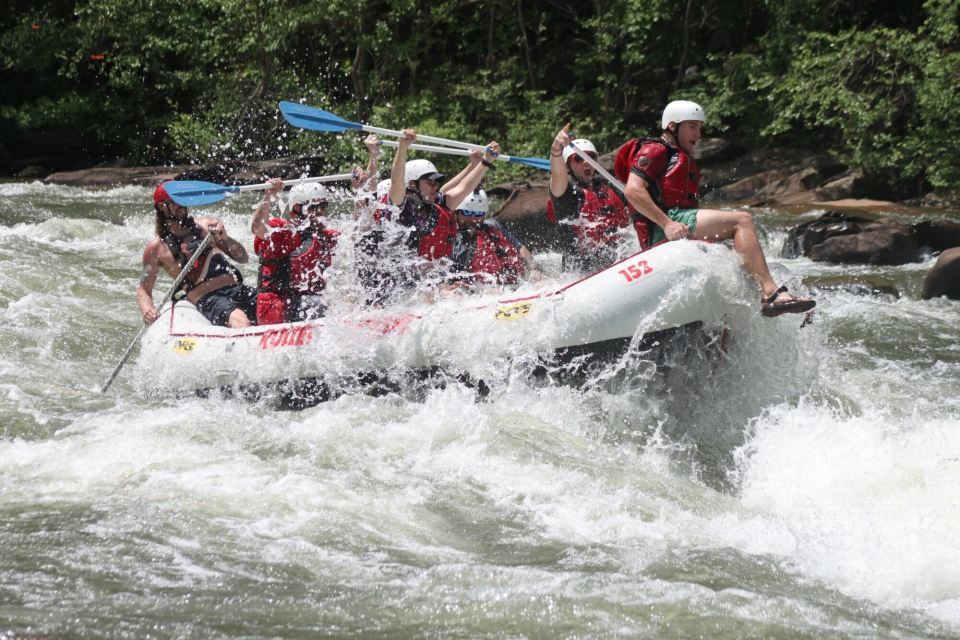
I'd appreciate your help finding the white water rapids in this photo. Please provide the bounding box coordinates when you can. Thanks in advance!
[1,182,959,638]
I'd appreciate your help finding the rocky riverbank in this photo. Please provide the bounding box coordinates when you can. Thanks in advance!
[39,156,329,188]
[37,140,960,213]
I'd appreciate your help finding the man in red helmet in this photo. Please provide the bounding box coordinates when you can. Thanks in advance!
[623,100,815,317]
[136,182,256,327]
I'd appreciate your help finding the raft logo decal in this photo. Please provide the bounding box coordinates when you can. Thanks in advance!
[618,259,653,284]
[258,326,314,350]
[173,338,196,354]
[355,313,416,336]
[495,302,533,320]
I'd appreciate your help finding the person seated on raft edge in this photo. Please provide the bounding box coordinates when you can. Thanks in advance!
[251,179,340,326]
[621,100,816,318]
[548,123,650,274]
[447,188,543,290]
[137,182,256,328]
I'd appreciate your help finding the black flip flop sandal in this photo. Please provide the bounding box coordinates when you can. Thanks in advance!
[760,285,816,318]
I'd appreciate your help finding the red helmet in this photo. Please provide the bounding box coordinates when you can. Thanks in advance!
[153,182,172,204]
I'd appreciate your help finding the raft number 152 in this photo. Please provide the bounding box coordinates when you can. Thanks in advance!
[618,260,653,283]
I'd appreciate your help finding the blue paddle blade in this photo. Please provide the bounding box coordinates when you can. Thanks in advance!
[278,101,364,133]
[164,180,238,207]
[507,155,551,171]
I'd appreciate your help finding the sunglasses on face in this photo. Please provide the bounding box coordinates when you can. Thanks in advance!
[304,201,328,211]
[459,209,485,217]
[419,179,440,188]
[571,153,598,164]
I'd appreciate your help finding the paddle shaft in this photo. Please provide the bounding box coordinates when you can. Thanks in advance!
[354,123,487,153]
[569,144,626,191]
[378,140,545,168]
[233,173,354,194]
[278,102,548,169]
[100,233,214,394]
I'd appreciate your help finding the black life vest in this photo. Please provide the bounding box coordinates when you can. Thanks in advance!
[177,230,242,292]
[160,216,201,265]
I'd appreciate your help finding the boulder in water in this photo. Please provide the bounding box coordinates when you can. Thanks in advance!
[807,218,922,265]
[922,247,960,300]
[781,211,875,259]
[44,165,193,186]
[783,212,926,264]
[913,219,960,253]
[805,275,900,299]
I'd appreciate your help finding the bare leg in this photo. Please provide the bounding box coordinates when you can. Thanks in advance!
[692,208,802,302]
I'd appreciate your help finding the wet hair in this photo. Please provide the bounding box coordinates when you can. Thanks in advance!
[154,202,174,237]
[154,201,198,236]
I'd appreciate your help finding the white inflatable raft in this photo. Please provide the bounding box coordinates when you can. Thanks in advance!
[134,240,745,404]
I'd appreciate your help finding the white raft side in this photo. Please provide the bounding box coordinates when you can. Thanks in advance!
[404,239,739,367]
[135,240,741,394]
[137,303,368,393]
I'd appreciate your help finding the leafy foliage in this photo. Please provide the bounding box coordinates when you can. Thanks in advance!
[1,0,958,193]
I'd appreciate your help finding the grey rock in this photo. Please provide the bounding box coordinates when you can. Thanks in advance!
[913,219,960,253]
[805,275,900,299]
[807,220,922,265]
[44,165,196,187]
[921,247,960,300]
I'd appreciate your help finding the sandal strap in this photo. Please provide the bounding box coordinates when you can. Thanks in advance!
[762,285,789,305]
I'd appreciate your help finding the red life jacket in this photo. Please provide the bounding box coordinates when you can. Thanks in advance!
[616,137,700,209]
[417,203,458,260]
[547,179,651,251]
[178,233,241,292]
[255,221,338,296]
[577,183,631,248]
[458,221,525,285]
[398,191,458,260]
[288,230,338,294]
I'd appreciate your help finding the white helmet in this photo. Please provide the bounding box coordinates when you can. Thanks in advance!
[562,138,598,163]
[661,100,706,130]
[288,182,330,207]
[404,159,444,185]
[376,179,391,200]
[456,189,489,217]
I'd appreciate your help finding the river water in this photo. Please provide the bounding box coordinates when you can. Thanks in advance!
[1,181,959,638]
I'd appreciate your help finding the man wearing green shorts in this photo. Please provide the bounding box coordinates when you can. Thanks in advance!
[622,100,815,317]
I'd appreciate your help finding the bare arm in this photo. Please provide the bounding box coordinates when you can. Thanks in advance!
[352,136,381,220]
[440,149,481,194]
[362,134,380,192]
[443,142,500,211]
[623,173,688,240]
[252,178,284,240]
[136,242,162,324]
[549,123,572,198]
[389,129,415,206]
[198,217,249,263]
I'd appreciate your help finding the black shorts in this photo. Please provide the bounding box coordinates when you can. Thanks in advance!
[195,284,257,326]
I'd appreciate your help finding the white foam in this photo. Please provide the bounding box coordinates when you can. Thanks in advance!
[736,402,960,619]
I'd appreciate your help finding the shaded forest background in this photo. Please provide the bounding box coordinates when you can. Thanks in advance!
[1,0,958,197]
